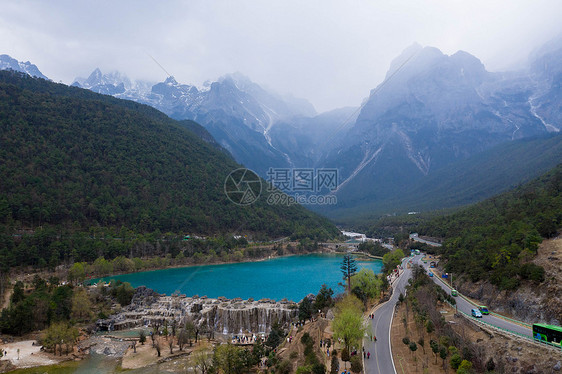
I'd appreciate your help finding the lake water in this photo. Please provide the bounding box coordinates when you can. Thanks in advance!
[95,253,382,301]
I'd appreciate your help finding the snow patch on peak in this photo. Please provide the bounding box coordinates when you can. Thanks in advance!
[164,76,178,86]
[335,145,385,193]
[0,54,48,80]
[197,80,212,92]
[90,68,102,77]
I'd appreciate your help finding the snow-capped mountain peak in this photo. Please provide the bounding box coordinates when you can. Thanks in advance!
[164,76,178,86]
[0,54,48,80]
[73,68,153,97]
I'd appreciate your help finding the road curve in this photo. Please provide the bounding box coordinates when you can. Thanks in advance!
[418,258,532,337]
[363,254,533,374]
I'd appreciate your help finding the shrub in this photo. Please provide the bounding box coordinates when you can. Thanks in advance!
[409,342,418,354]
[519,263,545,282]
[341,347,350,362]
[111,281,134,306]
[296,366,312,374]
[486,357,495,371]
[301,332,314,346]
[450,353,462,370]
[277,360,292,374]
[312,363,326,374]
[456,359,473,374]
[350,356,362,373]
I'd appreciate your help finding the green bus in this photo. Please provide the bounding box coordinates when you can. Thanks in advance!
[451,289,458,297]
[533,323,562,347]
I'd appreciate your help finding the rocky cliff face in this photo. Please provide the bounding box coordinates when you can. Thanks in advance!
[99,287,298,334]
[455,237,562,325]
[529,36,562,132]
[319,44,551,215]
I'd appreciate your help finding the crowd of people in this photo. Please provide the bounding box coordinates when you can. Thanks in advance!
[231,334,260,344]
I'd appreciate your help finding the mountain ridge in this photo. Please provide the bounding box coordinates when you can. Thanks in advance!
[0,54,48,80]
[70,68,317,175]
[323,132,562,224]
[0,70,339,260]
[318,41,561,220]
[3,38,562,224]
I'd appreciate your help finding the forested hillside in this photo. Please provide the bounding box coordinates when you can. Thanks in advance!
[0,71,339,269]
[418,164,562,289]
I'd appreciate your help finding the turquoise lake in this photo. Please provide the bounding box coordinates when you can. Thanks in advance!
[95,254,382,302]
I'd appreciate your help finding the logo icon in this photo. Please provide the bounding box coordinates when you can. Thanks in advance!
[224,168,262,205]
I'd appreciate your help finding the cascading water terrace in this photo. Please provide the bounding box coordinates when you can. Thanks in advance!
[98,287,299,334]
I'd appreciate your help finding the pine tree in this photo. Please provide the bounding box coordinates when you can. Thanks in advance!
[340,255,358,293]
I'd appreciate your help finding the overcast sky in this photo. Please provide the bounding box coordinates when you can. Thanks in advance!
[1,0,561,112]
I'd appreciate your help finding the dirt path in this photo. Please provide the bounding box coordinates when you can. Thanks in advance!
[0,340,64,369]
[120,335,202,370]
[0,285,12,311]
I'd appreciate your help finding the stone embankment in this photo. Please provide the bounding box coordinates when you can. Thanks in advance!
[98,286,299,334]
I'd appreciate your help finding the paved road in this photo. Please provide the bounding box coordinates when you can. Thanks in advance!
[418,259,532,337]
[364,255,422,374]
[363,254,533,374]
[409,233,442,247]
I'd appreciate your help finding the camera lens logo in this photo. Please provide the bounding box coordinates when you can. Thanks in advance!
[224,168,262,205]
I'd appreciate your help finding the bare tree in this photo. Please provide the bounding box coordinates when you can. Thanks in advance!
[194,324,200,343]
[172,319,177,337]
[168,336,174,354]
[151,322,160,348]
[155,339,161,357]
[184,319,196,347]
[178,329,188,351]
[197,320,215,341]
[205,322,214,341]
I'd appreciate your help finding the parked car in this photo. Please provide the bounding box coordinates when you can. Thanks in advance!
[429,272,434,277]
[471,308,483,318]
[478,306,490,315]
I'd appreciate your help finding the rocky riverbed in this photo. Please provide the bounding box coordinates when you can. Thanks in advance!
[79,335,132,357]
[97,286,299,334]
